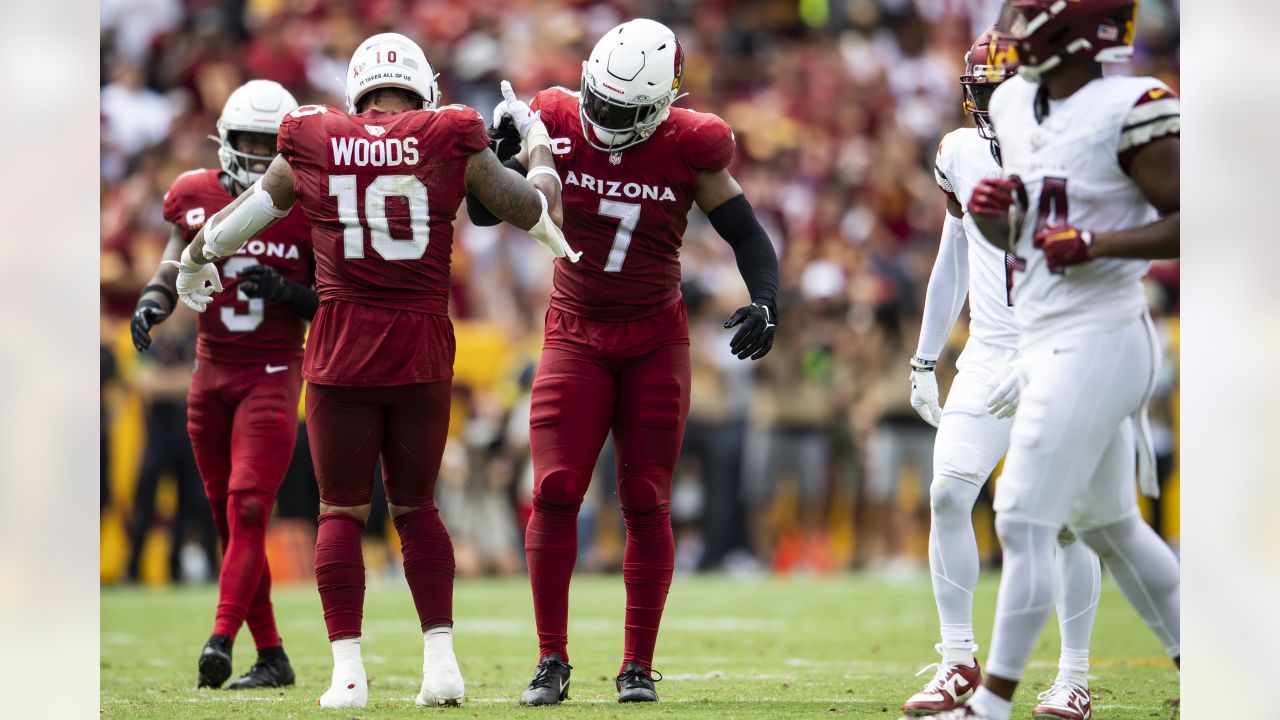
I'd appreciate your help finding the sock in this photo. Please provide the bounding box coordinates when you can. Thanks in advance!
[525,495,581,663]
[424,626,455,670]
[212,490,274,641]
[393,507,456,631]
[315,512,366,641]
[620,504,674,670]
[1054,534,1099,687]
[319,637,367,708]
[1079,513,1180,658]
[970,686,1012,720]
[927,475,982,666]
[986,515,1058,683]
[246,559,282,651]
[1056,647,1089,688]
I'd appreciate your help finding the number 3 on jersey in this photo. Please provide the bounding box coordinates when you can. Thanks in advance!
[329,174,431,261]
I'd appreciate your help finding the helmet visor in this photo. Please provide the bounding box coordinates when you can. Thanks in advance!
[581,83,661,132]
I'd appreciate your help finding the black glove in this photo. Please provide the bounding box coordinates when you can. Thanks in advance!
[238,264,290,302]
[723,302,776,360]
[131,298,169,352]
[489,113,521,163]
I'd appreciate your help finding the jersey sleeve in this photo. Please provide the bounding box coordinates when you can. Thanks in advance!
[277,104,332,163]
[688,113,735,173]
[1118,86,1179,174]
[161,172,207,242]
[441,105,489,157]
[530,87,574,138]
[934,136,959,204]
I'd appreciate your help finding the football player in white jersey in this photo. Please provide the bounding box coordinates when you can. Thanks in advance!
[919,2,1181,719]
[902,29,1102,718]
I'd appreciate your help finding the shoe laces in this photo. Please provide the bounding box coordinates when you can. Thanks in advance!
[529,657,571,689]
[1037,681,1086,705]
[617,666,662,688]
[914,643,977,690]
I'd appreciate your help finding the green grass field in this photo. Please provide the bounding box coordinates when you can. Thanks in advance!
[101,574,1178,719]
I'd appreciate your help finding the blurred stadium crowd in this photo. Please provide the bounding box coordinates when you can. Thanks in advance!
[100,0,1181,585]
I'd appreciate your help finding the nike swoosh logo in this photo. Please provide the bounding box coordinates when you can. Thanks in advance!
[265,364,289,374]
[559,678,568,695]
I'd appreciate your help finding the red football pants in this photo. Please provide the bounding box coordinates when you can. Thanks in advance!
[526,341,690,670]
[304,381,455,640]
[187,358,302,649]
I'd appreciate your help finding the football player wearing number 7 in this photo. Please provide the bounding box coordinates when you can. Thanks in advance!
[168,33,576,709]
[923,2,1181,719]
[466,18,780,706]
[902,30,1104,719]
[132,79,316,692]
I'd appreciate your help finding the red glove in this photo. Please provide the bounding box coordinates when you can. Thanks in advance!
[968,178,1018,217]
[1037,225,1094,272]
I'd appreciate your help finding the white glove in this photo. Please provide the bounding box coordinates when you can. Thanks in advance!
[497,80,550,151]
[529,189,581,263]
[909,365,942,428]
[985,359,1022,419]
[162,247,223,312]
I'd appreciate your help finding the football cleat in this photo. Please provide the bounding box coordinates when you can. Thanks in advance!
[902,645,982,716]
[616,662,661,703]
[519,654,572,706]
[226,647,295,689]
[905,705,989,720]
[1032,682,1092,719]
[196,634,233,689]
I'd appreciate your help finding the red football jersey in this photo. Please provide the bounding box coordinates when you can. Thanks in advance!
[162,168,313,365]
[277,103,488,385]
[531,87,734,321]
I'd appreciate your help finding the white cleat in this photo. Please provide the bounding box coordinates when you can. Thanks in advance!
[1032,682,1092,720]
[319,637,368,709]
[416,627,465,707]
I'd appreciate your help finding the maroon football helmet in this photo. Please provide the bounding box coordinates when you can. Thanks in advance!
[995,0,1140,80]
[960,28,1020,140]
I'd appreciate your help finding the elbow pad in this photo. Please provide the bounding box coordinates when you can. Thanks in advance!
[203,180,290,260]
[528,190,581,263]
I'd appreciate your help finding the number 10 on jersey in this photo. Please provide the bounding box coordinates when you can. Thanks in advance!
[329,174,432,261]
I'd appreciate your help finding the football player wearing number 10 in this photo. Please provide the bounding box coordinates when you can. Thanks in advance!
[467,18,780,706]
[132,79,315,692]
[167,33,575,710]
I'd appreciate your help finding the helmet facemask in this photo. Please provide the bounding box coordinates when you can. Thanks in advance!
[213,128,278,189]
[579,63,677,152]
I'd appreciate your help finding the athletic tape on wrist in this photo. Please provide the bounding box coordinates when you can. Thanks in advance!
[526,165,562,188]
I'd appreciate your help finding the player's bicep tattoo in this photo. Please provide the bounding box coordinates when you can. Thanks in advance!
[260,155,297,209]
[466,150,541,229]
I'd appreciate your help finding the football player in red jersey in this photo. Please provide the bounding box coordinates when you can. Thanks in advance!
[467,18,780,705]
[166,33,573,709]
[132,79,315,691]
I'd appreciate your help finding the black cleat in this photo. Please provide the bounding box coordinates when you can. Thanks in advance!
[616,662,661,703]
[518,653,572,706]
[197,634,233,689]
[226,646,296,689]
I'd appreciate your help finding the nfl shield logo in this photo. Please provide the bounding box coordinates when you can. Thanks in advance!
[609,152,623,165]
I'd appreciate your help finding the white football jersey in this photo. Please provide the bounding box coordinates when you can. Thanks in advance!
[988,74,1179,346]
[935,128,1020,350]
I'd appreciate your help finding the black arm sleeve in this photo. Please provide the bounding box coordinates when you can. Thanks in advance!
[280,280,319,321]
[707,194,780,310]
[465,157,529,227]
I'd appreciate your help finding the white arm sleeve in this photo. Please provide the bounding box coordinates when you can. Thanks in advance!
[202,179,290,260]
[915,213,969,362]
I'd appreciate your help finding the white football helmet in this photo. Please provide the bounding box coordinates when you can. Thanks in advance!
[580,19,686,152]
[345,33,439,113]
[215,79,299,188]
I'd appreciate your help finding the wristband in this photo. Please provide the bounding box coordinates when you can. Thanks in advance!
[526,165,562,189]
[141,283,177,309]
[910,356,938,372]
